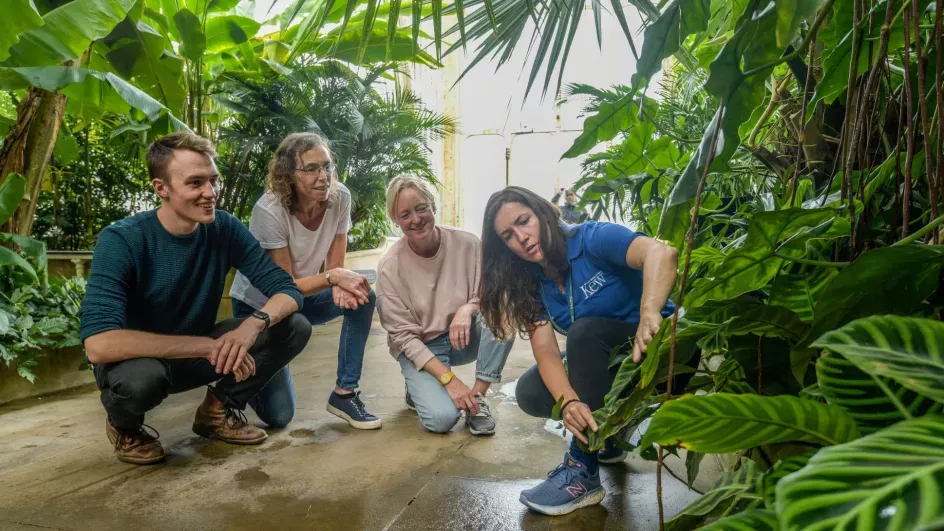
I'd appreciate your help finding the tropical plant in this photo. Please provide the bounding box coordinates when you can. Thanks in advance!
[0,174,85,383]
[215,61,456,250]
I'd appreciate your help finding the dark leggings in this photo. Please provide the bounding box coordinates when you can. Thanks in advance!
[516,317,699,418]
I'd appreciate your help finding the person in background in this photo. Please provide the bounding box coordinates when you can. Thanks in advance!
[229,132,381,431]
[479,186,696,516]
[376,175,514,435]
[551,187,584,224]
[81,132,311,465]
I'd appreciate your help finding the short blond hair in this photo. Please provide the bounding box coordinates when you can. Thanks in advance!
[386,174,438,221]
[146,132,218,182]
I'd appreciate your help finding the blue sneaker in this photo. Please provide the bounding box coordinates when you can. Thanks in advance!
[326,391,382,430]
[519,453,606,515]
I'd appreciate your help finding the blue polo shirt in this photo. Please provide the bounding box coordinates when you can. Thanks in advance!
[533,221,674,333]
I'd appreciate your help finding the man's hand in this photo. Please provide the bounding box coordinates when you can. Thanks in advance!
[448,304,476,350]
[209,319,262,375]
[232,353,256,382]
[445,376,479,415]
[632,311,664,364]
[561,400,598,445]
[329,268,371,305]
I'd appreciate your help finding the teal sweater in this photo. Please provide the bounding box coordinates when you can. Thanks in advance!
[80,209,302,342]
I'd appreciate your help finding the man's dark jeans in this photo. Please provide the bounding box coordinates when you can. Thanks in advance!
[93,314,312,435]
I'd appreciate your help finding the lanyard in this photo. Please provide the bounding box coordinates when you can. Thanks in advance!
[540,271,576,336]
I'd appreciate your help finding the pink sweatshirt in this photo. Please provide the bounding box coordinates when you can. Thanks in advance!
[376,226,481,369]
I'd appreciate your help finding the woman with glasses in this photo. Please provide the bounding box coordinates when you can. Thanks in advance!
[229,132,382,430]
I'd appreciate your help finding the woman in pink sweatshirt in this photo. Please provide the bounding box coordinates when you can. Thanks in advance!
[376,175,514,435]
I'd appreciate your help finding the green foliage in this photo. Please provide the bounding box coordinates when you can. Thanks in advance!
[776,416,944,530]
[640,393,860,452]
[0,174,85,383]
[664,461,762,531]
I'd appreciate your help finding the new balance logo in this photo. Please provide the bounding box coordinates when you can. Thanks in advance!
[565,481,587,499]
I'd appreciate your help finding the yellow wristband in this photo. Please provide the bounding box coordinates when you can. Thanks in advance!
[439,370,455,386]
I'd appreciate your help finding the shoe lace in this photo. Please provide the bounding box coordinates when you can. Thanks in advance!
[546,462,578,485]
[115,424,160,451]
[472,395,491,418]
[350,391,368,417]
[224,407,250,429]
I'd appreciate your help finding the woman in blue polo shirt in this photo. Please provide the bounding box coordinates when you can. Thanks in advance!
[479,186,684,516]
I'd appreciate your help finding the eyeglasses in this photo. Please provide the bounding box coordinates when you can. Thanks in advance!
[296,163,335,176]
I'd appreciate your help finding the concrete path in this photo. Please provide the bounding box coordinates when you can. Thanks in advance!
[0,319,715,531]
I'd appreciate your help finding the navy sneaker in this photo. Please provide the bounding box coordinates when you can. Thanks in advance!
[326,391,382,430]
[519,453,605,516]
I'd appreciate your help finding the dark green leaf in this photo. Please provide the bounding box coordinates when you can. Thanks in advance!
[0,246,38,283]
[0,173,26,224]
[629,0,711,98]
[641,393,860,452]
[777,416,944,530]
[0,0,44,63]
[173,9,206,61]
[813,316,944,405]
[761,449,816,509]
[697,509,779,530]
[664,461,761,531]
[774,0,826,48]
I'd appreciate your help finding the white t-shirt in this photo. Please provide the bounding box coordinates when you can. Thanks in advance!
[230,183,353,309]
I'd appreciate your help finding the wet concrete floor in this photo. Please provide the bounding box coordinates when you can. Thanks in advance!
[0,319,719,530]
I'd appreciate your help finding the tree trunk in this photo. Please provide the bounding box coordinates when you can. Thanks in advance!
[0,86,67,236]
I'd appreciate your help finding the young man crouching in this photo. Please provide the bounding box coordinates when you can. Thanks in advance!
[80,132,312,464]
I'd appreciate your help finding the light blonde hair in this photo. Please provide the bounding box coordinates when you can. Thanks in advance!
[386,174,438,222]
[266,132,340,212]
[146,132,218,182]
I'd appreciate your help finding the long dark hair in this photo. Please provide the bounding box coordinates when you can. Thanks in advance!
[479,187,570,341]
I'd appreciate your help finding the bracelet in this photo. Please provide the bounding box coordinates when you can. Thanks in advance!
[560,398,581,416]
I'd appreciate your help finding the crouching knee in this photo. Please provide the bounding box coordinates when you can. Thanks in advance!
[422,407,461,434]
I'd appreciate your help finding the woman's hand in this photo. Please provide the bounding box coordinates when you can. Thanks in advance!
[328,268,371,308]
[562,400,598,445]
[448,304,477,350]
[445,376,480,415]
[632,311,663,364]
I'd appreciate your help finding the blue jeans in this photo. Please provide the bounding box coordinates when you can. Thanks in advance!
[398,315,514,433]
[232,288,376,428]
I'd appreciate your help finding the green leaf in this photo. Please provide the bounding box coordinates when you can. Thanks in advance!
[0,246,39,283]
[204,15,260,53]
[813,316,944,405]
[664,461,761,531]
[53,128,80,165]
[0,66,187,130]
[800,245,944,350]
[774,0,826,48]
[769,269,838,323]
[698,509,779,530]
[173,9,206,62]
[685,208,849,308]
[640,393,860,453]
[17,365,37,383]
[5,0,138,66]
[761,449,816,509]
[661,0,783,239]
[817,352,941,435]
[776,416,944,530]
[685,450,703,489]
[0,0,44,63]
[0,173,26,225]
[628,0,711,97]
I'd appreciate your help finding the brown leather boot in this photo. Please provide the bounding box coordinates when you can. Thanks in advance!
[105,419,166,465]
[192,388,268,445]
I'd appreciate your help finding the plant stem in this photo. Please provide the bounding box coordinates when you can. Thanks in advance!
[790,36,818,205]
[658,105,724,531]
[912,0,940,238]
[742,0,838,77]
[892,212,944,245]
[902,16,916,237]
[773,252,850,267]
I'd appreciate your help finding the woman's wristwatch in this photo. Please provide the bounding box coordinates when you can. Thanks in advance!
[439,370,455,385]
[325,270,333,286]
